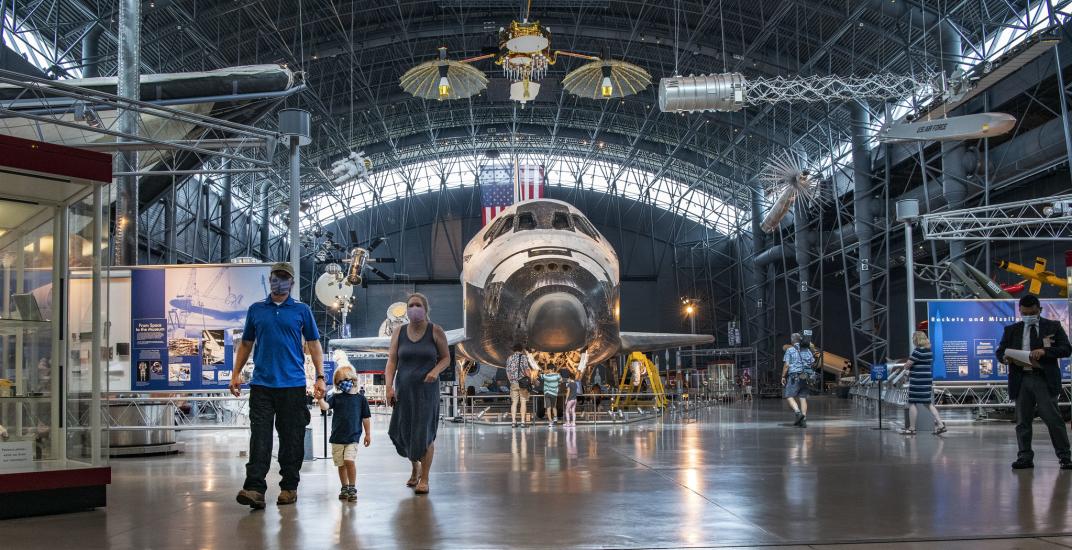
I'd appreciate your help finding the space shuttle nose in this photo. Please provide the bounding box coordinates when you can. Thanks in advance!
[526,292,587,352]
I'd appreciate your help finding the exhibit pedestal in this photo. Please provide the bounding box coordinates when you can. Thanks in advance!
[0,465,111,519]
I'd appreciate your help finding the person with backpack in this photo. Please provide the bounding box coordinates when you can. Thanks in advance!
[505,343,534,428]
[781,333,815,428]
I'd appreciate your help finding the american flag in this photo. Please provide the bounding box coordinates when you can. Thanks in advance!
[480,164,514,226]
[515,163,545,202]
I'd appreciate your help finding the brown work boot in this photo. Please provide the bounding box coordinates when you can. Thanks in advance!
[236,489,266,510]
[277,489,298,505]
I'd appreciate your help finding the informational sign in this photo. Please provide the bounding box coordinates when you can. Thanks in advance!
[130,264,271,391]
[871,363,888,381]
[927,299,1070,382]
[0,440,33,465]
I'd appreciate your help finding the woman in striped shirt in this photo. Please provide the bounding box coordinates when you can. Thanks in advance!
[899,331,948,435]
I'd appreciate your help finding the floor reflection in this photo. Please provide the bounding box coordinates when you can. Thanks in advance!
[390,496,441,548]
[7,398,1072,549]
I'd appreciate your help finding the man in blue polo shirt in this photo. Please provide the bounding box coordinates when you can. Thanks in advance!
[229,262,325,509]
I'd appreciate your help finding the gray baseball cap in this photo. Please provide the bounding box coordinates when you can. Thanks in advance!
[270,262,295,278]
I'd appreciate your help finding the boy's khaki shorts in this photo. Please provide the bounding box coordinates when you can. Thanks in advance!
[331,443,358,467]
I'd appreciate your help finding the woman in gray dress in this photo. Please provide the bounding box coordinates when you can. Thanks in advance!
[386,292,451,495]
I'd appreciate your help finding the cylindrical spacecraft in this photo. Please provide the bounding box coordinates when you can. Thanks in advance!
[658,73,746,113]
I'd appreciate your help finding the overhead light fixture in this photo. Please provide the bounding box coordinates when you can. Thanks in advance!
[600,65,613,98]
[437,76,451,99]
[437,62,451,100]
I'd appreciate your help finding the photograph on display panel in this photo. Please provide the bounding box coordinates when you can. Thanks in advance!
[130,264,272,391]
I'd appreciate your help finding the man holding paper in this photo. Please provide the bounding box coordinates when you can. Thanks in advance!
[996,295,1072,470]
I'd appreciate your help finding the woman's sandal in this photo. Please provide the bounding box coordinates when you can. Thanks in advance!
[934,423,948,435]
[406,475,419,488]
[414,482,430,495]
[898,428,917,435]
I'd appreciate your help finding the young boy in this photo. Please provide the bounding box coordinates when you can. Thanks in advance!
[318,366,371,502]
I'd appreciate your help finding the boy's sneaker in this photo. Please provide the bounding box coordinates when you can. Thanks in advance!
[338,487,349,501]
[347,487,357,502]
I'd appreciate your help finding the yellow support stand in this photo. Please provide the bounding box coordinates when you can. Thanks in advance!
[612,352,668,411]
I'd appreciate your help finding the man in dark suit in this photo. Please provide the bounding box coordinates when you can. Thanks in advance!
[996,294,1072,470]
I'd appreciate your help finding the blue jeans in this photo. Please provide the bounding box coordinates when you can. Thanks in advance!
[243,385,310,493]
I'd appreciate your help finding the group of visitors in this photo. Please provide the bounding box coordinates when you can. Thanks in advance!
[504,345,587,428]
[227,262,1072,512]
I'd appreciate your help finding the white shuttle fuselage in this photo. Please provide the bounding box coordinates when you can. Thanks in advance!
[329,199,713,366]
[456,199,621,367]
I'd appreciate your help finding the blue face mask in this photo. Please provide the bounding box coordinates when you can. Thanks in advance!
[338,379,354,393]
[270,276,293,295]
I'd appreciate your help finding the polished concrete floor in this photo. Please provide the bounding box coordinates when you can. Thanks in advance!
[7,398,1072,549]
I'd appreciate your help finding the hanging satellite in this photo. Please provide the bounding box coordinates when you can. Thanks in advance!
[759,150,818,233]
[400,3,649,105]
[343,236,395,288]
[315,266,355,313]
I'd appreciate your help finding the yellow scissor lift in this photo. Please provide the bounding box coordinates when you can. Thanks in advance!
[611,352,668,412]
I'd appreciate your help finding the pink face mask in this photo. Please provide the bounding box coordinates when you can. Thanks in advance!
[408,305,426,322]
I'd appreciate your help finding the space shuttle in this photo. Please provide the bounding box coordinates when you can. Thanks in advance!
[330,199,713,367]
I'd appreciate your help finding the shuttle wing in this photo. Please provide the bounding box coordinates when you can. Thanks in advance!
[329,328,467,353]
[618,332,714,353]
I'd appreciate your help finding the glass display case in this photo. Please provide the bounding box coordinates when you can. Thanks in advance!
[0,135,111,518]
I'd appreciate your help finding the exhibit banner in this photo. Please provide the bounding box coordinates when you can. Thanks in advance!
[927,299,1070,382]
[130,264,271,391]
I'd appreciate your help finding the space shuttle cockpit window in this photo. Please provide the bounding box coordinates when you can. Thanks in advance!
[552,211,573,231]
[484,215,515,246]
[572,215,600,241]
[516,212,537,231]
[495,215,515,238]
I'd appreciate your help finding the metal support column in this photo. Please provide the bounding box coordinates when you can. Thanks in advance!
[165,182,176,264]
[81,23,103,78]
[1047,0,1072,188]
[114,0,140,266]
[289,140,300,288]
[259,182,271,260]
[897,199,920,352]
[851,103,875,335]
[221,162,233,262]
[278,109,311,291]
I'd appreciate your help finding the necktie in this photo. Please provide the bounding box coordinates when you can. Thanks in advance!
[1030,324,1039,348]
